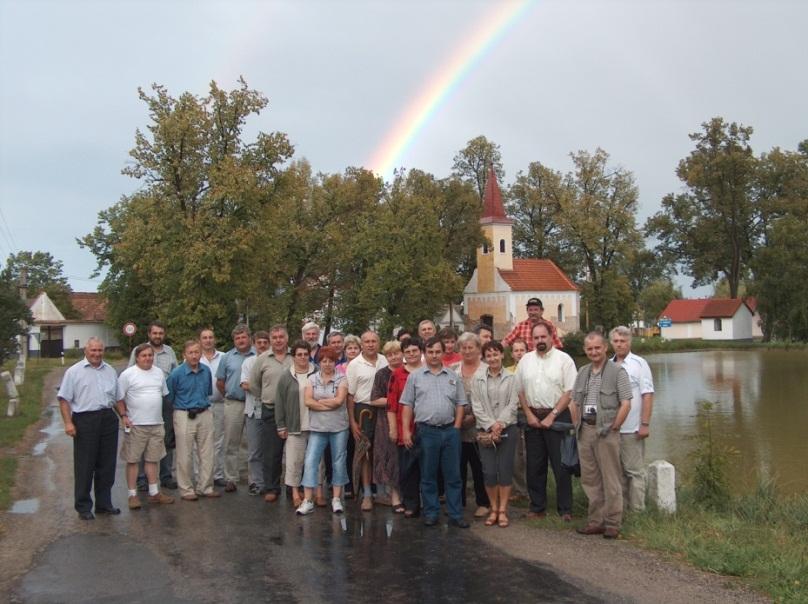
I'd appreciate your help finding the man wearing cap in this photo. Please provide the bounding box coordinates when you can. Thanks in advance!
[502,298,563,351]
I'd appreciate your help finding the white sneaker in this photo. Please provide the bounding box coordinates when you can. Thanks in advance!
[296,499,315,515]
[331,497,344,514]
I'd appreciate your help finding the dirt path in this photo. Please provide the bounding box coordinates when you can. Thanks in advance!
[0,367,769,603]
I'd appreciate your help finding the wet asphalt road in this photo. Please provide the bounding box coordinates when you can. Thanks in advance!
[8,396,604,604]
[14,491,603,603]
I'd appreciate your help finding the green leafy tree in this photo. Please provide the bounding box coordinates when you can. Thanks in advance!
[646,118,761,298]
[80,79,294,342]
[1,251,79,319]
[638,279,682,325]
[451,135,504,202]
[0,276,31,363]
[506,161,579,272]
[557,149,643,329]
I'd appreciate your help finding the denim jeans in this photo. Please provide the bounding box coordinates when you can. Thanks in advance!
[417,423,462,521]
[302,430,349,488]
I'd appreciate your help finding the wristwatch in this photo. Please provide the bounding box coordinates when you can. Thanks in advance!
[551,408,559,416]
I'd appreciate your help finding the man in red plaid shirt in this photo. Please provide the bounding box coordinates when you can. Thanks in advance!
[502,298,563,351]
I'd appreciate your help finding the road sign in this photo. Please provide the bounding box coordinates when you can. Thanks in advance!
[657,318,672,328]
[122,322,137,337]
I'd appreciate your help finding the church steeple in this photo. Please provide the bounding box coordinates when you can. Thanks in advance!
[477,165,513,293]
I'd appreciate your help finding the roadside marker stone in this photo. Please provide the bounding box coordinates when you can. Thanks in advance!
[648,460,676,513]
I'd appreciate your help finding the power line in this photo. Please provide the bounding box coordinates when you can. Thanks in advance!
[0,205,18,252]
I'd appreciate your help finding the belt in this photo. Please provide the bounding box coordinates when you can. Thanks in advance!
[582,416,597,425]
[417,422,455,430]
[530,407,553,419]
[178,407,209,413]
[73,407,114,415]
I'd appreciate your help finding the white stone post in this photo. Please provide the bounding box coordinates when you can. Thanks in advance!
[2,371,20,417]
[647,460,676,513]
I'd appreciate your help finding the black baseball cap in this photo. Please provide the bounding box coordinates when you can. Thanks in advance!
[526,298,543,308]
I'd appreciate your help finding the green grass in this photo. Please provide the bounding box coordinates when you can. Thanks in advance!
[0,358,61,509]
[525,471,808,603]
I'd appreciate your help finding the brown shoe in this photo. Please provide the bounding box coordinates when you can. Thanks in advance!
[603,527,620,539]
[361,496,373,512]
[526,511,546,520]
[181,493,199,501]
[561,513,573,522]
[264,492,279,503]
[128,496,142,510]
[315,495,328,508]
[576,523,605,535]
[148,492,174,505]
[474,506,490,518]
[203,490,221,498]
[224,481,237,493]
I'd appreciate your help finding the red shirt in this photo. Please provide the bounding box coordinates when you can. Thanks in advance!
[502,318,563,350]
[387,365,416,446]
[442,352,462,367]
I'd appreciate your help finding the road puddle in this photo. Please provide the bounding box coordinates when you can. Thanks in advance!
[9,498,40,514]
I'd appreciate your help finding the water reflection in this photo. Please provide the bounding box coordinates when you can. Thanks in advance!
[646,349,808,493]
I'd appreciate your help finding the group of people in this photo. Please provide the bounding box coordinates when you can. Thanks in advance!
[57,297,654,538]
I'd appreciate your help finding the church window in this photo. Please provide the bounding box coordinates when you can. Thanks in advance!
[499,239,505,253]
[557,303,564,323]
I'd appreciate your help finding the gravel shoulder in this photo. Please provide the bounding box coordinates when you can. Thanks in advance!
[471,511,769,603]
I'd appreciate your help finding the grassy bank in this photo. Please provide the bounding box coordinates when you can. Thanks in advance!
[0,359,61,509]
[526,463,807,602]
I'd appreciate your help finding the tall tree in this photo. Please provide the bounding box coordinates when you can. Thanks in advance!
[557,149,643,329]
[646,118,760,298]
[1,251,79,319]
[0,275,31,363]
[452,135,504,202]
[506,161,578,273]
[80,79,293,342]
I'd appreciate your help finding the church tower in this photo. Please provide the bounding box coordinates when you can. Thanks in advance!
[476,166,513,293]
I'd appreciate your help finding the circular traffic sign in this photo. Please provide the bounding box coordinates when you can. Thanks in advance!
[122,322,137,337]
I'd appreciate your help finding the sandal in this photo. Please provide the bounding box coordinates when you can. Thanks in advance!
[484,511,499,527]
[498,511,510,528]
[393,503,406,514]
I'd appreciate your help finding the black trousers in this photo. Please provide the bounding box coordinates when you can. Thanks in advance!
[524,409,573,515]
[72,408,119,513]
[261,406,285,494]
[397,445,421,513]
[460,441,490,507]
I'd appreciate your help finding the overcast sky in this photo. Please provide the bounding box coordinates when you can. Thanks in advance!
[1,0,806,295]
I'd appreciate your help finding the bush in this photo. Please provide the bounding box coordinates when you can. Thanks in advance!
[688,401,734,511]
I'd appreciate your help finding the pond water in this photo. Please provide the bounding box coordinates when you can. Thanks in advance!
[645,349,808,494]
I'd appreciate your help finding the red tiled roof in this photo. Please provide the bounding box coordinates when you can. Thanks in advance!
[658,299,710,322]
[700,298,750,318]
[498,259,578,292]
[659,298,751,322]
[69,292,108,322]
[481,166,510,222]
[744,296,758,312]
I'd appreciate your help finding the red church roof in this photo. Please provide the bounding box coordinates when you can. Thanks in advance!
[499,259,578,292]
[481,165,511,224]
[659,298,751,322]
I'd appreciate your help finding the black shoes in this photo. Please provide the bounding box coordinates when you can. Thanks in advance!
[448,518,470,529]
[95,506,121,515]
[423,517,439,527]
[78,511,95,520]
[161,479,178,489]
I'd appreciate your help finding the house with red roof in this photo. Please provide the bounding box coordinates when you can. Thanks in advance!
[657,298,755,341]
[463,167,580,338]
[27,291,120,357]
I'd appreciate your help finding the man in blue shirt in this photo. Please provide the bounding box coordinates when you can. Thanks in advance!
[400,336,470,528]
[167,340,220,501]
[215,324,255,493]
[57,337,119,520]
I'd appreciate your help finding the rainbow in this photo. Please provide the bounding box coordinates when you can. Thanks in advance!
[367,0,537,178]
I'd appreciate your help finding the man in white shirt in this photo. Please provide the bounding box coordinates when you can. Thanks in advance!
[609,326,655,512]
[515,321,577,521]
[199,328,225,485]
[117,343,175,509]
[347,330,388,511]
